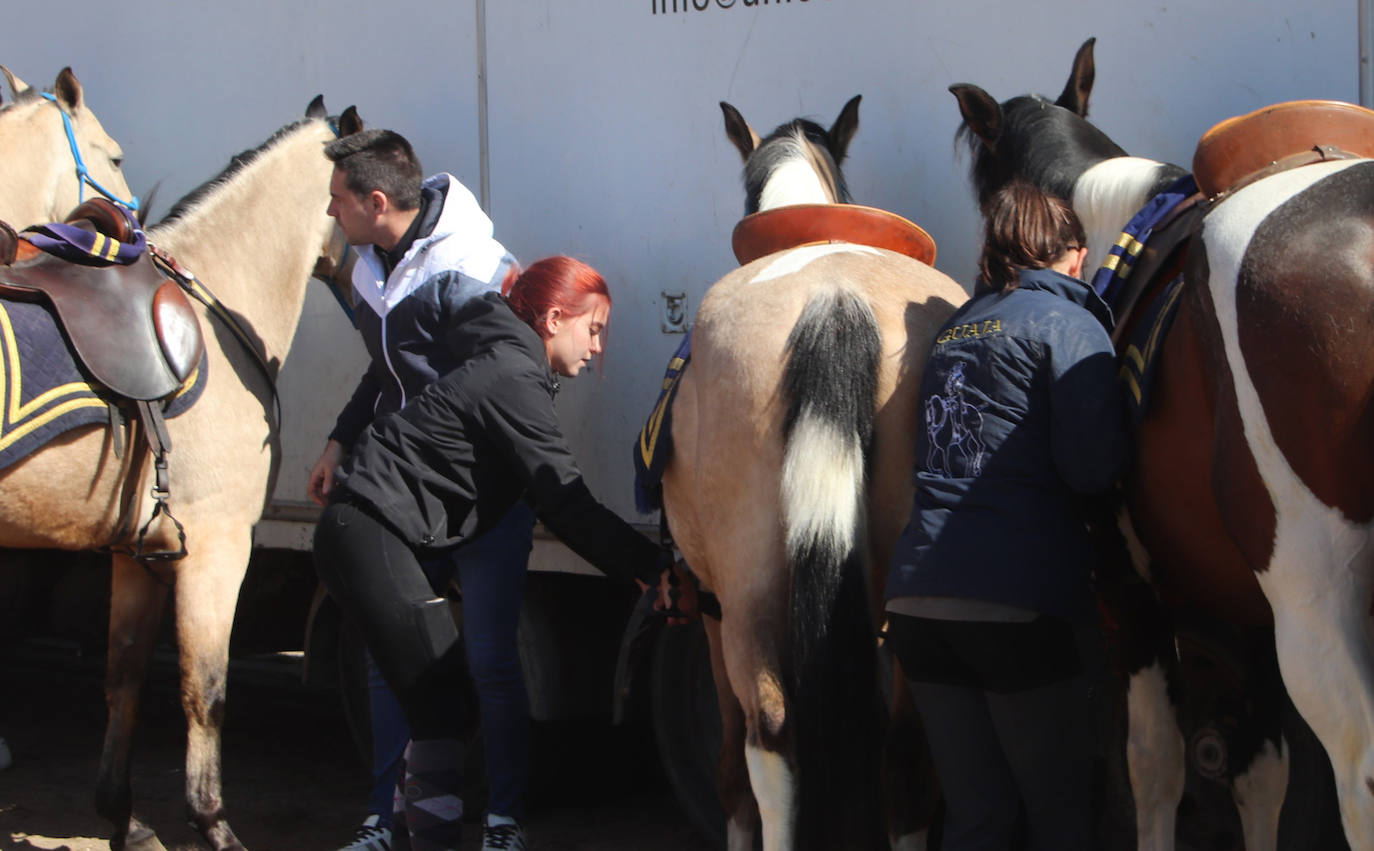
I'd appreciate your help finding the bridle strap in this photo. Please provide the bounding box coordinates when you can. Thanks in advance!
[41,92,141,212]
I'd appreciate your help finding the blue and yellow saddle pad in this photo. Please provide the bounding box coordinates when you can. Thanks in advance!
[0,296,206,472]
[632,332,691,514]
[1091,174,1197,424]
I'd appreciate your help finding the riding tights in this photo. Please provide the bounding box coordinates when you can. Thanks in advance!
[315,497,535,821]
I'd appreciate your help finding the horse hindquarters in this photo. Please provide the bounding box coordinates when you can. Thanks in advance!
[1197,162,1374,849]
[781,289,887,851]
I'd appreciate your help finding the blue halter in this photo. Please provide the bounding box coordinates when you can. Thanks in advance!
[41,92,140,212]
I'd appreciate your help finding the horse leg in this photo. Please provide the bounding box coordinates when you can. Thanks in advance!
[716,611,793,851]
[1125,659,1186,851]
[1231,739,1288,851]
[1259,534,1374,850]
[172,538,251,851]
[98,554,172,851]
[1227,631,1288,851]
[705,616,760,850]
[1103,519,1186,851]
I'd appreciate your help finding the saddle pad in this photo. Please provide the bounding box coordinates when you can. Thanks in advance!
[0,297,206,471]
[731,204,937,266]
[1118,274,1185,426]
[632,332,691,514]
[1091,174,1198,311]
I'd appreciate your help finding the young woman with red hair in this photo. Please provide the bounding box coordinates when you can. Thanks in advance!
[314,257,664,851]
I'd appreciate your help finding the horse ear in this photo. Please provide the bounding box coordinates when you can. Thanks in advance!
[828,95,862,165]
[338,106,364,136]
[0,65,28,100]
[949,84,1002,151]
[306,95,327,120]
[1055,37,1096,117]
[53,67,83,112]
[720,101,761,162]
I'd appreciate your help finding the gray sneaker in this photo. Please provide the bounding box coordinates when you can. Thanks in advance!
[338,815,391,851]
[481,817,526,851]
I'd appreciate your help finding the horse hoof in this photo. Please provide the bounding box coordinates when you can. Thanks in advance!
[123,824,169,851]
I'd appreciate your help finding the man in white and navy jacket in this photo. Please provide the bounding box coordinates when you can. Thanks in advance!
[308,128,534,851]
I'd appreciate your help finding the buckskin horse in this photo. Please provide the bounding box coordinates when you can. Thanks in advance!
[658,97,966,850]
[951,37,1374,850]
[0,97,362,851]
[0,65,138,228]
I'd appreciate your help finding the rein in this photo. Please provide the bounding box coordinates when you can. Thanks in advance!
[40,92,141,212]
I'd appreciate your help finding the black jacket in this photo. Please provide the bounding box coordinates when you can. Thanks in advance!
[884,267,1131,618]
[336,292,660,587]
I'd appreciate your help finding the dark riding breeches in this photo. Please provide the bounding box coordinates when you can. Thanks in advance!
[313,499,477,740]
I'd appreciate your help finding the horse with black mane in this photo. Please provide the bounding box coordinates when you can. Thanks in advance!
[950,36,1374,850]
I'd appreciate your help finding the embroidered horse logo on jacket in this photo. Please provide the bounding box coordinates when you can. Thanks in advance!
[925,361,986,477]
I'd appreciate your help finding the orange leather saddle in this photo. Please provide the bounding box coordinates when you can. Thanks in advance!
[1193,100,1374,199]
[0,199,203,402]
[732,203,937,267]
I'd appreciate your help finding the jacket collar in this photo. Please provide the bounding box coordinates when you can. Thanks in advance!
[1015,267,1116,332]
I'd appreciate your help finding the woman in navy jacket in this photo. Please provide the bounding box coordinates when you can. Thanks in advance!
[884,180,1131,851]
[315,257,664,851]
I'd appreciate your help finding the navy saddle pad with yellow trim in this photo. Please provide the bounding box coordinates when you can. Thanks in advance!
[0,297,206,471]
[632,332,691,514]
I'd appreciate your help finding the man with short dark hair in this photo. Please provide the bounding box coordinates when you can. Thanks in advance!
[311,128,534,851]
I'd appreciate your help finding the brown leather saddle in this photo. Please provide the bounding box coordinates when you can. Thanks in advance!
[731,203,937,267]
[0,199,204,401]
[1193,99,1374,199]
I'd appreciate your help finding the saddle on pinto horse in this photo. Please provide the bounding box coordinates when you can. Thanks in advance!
[0,198,205,560]
[1107,100,1374,417]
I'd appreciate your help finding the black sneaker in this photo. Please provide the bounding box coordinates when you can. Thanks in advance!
[337,816,391,851]
[481,818,526,851]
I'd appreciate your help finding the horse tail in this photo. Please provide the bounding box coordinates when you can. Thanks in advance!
[780,287,887,849]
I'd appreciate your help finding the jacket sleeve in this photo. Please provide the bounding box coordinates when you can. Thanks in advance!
[1048,316,1133,495]
[476,370,661,586]
[328,368,382,448]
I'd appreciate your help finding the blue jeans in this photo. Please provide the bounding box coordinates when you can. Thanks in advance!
[359,501,535,824]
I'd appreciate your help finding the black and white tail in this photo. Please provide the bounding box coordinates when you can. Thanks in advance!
[780,288,887,849]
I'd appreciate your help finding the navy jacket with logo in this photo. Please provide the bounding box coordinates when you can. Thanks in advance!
[884,267,1131,619]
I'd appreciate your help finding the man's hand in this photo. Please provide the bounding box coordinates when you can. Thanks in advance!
[307,440,346,505]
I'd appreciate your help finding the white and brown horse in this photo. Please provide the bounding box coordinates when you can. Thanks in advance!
[0,65,137,228]
[952,37,1374,850]
[0,97,362,850]
[660,97,966,851]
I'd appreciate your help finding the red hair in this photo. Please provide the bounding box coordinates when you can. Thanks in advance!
[504,256,611,338]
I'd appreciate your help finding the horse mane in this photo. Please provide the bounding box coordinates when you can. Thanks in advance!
[744,118,851,214]
[956,93,1127,210]
[0,87,49,115]
[157,117,319,225]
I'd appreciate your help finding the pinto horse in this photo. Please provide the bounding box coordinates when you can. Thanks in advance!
[0,97,362,851]
[0,65,137,228]
[660,97,965,851]
[951,37,1374,850]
